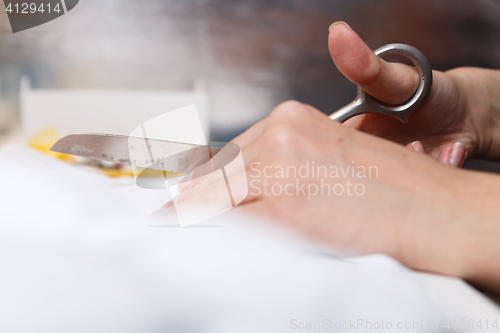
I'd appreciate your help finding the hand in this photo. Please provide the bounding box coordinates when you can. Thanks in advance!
[174,101,500,293]
[328,22,500,166]
[163,24,500,293]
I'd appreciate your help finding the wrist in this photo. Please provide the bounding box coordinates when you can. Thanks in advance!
[396,168,495,288]
[454,172,500,293]
[426,170,500,293]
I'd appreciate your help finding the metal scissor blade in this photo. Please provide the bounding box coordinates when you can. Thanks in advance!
[50,133,220,174]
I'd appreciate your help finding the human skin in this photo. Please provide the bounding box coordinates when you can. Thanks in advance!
[171,22,500,293]
[329,22,500,166]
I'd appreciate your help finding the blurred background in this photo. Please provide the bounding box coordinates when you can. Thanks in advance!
[1,0,500,168]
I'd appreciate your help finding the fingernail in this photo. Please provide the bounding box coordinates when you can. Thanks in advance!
[411,141,425,154]
[161,200,174,209]
[450,142,466,168]
[329,21,351,32]
[149,206,170,220]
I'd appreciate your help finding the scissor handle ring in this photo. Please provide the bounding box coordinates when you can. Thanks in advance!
[359,43,433,123]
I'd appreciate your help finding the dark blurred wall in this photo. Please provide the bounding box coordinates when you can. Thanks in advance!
[1,0,500,166]
[193,0,500,137]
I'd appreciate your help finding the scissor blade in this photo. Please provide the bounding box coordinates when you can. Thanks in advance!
[50,133,220,174]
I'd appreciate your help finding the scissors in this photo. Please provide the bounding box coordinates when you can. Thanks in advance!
[51,43,432,173]
[330,43,432,123]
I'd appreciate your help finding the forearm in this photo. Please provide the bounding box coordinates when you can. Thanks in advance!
[423,168,500,293]
[459,171,500,292]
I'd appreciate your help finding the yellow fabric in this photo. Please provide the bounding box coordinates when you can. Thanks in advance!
[28,129,184,178]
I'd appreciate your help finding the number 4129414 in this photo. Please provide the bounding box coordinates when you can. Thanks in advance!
[443,319,499,330]
[6,2,62,14]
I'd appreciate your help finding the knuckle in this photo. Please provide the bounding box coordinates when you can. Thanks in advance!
[270,100,309,120]
[264,123,302,150]
[358,64,382,87]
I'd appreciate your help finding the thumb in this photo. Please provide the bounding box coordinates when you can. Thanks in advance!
[328,22,419,105]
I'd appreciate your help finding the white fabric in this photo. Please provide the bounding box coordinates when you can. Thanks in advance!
[0,145,498,332]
